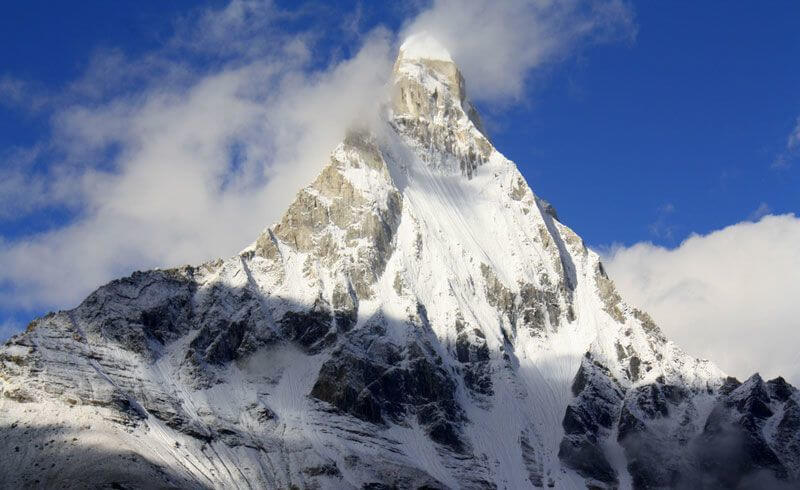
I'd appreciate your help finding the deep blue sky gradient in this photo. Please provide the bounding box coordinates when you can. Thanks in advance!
[1,1,798,332]
[489,1,800,246]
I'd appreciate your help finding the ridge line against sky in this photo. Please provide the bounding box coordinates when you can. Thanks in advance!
[0,0,799,383]
[0,0,636,312]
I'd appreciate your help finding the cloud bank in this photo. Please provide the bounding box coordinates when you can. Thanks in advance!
[0,0,633,325]
[603,214,800,385]
[0,11,394,311]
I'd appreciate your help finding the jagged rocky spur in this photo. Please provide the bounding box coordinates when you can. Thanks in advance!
[2,33,798,489]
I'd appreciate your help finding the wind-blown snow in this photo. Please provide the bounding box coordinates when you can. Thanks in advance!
[399,32,454,62]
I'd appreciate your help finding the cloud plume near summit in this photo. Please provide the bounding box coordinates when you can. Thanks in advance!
[0,0,633,317]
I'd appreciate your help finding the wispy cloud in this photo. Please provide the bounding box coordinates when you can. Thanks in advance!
[648,202,678,241]
[402,0,636,103]
[0,77,51,113]
[602,213,800,385]
[0,77,29,107]
[0,0,634,328]
[657,202,675,214]
[773,116,800,169]
[748,202,771,221]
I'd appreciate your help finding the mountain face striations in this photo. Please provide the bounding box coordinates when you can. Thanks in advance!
[2,35,798,489]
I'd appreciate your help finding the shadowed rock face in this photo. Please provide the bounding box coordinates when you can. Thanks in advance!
[560,360,800,488]
[0,423,213,490]
[687,374,799,487]
[311,337,464,452]
[455,321,493,397]
[2,36,798,490]
[559,356,624,486]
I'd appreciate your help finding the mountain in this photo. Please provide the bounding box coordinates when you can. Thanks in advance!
[2,34,798,489]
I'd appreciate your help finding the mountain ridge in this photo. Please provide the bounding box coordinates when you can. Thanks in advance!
[1,36,798,489]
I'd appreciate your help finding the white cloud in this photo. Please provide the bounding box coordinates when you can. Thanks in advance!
[0,3,395,311]
[602,214,800,385]
[0,0,633,331]
[402,0,636,103]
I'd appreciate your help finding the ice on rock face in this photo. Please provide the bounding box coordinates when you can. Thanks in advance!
[1,35,798,489]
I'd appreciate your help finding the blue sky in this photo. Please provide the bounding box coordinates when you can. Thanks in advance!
[499,1,800,246]
[0,0,799,375]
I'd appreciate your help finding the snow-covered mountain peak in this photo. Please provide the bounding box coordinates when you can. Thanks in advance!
[391,36,488,176]
[2,38,798,489]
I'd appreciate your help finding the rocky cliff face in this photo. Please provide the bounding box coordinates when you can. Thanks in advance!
[1,34,798,489]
